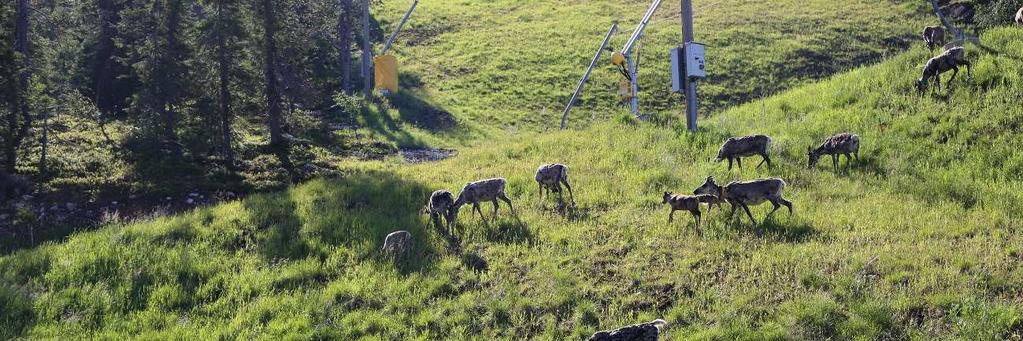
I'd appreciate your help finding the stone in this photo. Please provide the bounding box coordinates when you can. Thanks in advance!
[382,230,412,255]
[588,319,667,341]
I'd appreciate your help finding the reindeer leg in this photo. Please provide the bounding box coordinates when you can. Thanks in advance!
[555,183,565,212]
[780,197,794,215]
[845,153,853,168]
[473,202,486,222]
[756,154,771,169]
[727,158,733,171]
[832,154,838,171]
[668,209,675,223]
[692,209,701,231]
[561,179,575,207]
[740,203,758,226]
[736,157,743,169]
[947,66,958,85]
[491,199,500,221]
[767,200,782,217]
[499,193,515,215]
[727,202,739,224]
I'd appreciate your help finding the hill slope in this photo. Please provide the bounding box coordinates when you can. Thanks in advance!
[375,0,930,134]
[3,27,1022,339]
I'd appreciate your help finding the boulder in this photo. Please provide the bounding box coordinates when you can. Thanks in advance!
[589,319,667,341]
[382,230,412,255]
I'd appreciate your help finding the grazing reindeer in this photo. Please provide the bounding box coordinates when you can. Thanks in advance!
[944,3,975,25]
[1016,7,1022,25]
[425,190,456,232]
[692,176,724,212]
[694,177,792,226]
[807,133,860,170]
[662,192,718,230]
[922,26,945,53]
[451,178,515,225]
[917,46,971,92]
[535,163,575,210]
[715,135,772,171]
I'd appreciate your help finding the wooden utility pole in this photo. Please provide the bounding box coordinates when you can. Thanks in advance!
[560,22,617,130]
[681,0,698,132]
[361,0,372,97]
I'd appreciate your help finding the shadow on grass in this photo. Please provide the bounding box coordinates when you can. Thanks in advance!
[240,170,442,273]
[708,211,820,243]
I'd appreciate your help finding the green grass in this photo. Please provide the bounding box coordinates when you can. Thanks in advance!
[4,25,1023,339]
[375,0,932,133]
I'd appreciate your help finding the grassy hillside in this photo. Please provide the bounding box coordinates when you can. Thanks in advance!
[4,27,1022,339]
[2,0,933,253]
[375,0,931,134]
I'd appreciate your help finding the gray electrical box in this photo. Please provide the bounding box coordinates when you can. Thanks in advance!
[685,42,706,78]
[670,46,685,92]
[670,42,706,92]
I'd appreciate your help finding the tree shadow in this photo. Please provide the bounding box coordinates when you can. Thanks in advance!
[388,85,458,132]
[239,170,442,273]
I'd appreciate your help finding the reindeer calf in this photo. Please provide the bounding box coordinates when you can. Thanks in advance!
[808,133,860,170]
[922,26,945,53]
[535,163,575,210]
[662,192,717,230]
[715,135,772,171]
[425,190,456,232]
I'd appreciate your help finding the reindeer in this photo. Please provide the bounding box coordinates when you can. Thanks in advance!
[694,177,792,227]
[922,26,945,53]
[451,178,515,225]
[917,46,971,93]
[693,176,724,212]
[424,190,456,232]
[715,135,772,171]
[807,133,860,170]
[1016,6,1022,25]
[535,163,575,210]
[662,192,718,230]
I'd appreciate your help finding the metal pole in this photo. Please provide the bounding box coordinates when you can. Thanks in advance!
[361,0,372,97]
[561,22,618,129]
[682,0,698,131]
[381,0,418,55]
[628,56,639,115]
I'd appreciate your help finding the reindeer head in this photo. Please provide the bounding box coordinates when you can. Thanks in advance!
[916,78,929,93]
[694,176,720,196]
[807,145,822,168]
[714,139,734,162]
[662,191,673,204]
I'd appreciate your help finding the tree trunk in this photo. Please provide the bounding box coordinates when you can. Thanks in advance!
[161,0,183,157]
[93,0,119,113]
[8,0,32,173]
[337,0,354,94]
[216,2,235,169]
[261,0,287,156]
[360,0,372,97]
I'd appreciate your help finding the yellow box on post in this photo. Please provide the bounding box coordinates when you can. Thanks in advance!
[373,55,398,93]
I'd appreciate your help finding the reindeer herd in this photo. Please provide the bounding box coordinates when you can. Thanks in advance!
[422,14,1023,236]
[424,131,860,235]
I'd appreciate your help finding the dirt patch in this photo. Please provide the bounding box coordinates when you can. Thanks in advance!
[399,148,457,163]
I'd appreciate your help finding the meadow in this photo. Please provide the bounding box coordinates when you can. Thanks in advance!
[3,24,1022,339]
